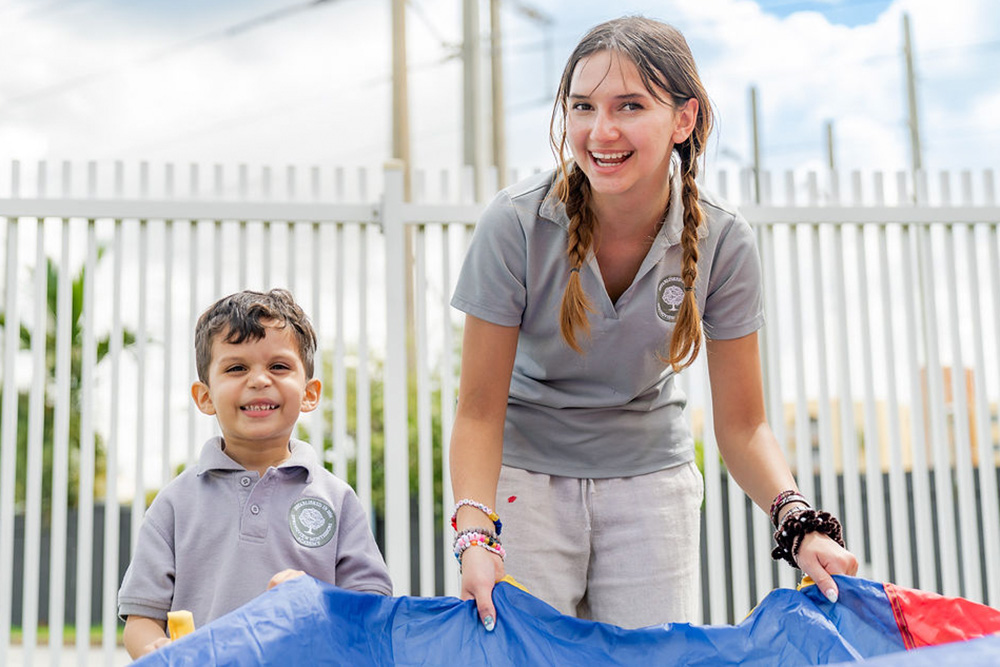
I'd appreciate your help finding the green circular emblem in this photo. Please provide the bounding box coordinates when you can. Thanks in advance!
[288,497,336,548]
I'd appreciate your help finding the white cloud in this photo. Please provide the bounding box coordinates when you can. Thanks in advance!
[0,0,996,178]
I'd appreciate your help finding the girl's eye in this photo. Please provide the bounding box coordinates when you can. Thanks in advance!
[623,101,643,111]
[571,102,592,112]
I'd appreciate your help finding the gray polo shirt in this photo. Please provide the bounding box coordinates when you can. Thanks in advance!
[118,437,392,627]
[451,164,764,478]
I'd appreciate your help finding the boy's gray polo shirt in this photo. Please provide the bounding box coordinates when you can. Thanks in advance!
[118,437,391,627]
[451,161,764,478]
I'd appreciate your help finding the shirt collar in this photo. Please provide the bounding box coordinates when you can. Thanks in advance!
[196,436,317,483]
[538,151,708,246]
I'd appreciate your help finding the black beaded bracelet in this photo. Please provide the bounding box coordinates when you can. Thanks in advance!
[770,508,845,569]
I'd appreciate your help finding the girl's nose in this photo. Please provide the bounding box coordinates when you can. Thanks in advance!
[591,109,620,141]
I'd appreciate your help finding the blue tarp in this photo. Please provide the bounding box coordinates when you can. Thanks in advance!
[135,575,999,665]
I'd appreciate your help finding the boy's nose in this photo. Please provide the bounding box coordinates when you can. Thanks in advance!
[247,369,272,388]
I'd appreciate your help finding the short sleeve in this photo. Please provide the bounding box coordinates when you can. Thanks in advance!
[117,503,176,621]
[701,212,765,340]
[450,189,528,327]
[333,490,393,595]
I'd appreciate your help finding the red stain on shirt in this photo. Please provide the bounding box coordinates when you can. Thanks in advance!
[507,496,517,503]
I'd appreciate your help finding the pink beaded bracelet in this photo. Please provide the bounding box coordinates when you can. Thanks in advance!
[453,530,506,567]
[451,499,502,536]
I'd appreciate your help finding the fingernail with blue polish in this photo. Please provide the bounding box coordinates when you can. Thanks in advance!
[825,588,838,604]
[483,615,495,632]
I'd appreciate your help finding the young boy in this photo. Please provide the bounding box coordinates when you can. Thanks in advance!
[118,289,392,658]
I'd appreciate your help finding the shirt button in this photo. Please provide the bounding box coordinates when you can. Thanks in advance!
[250,504,260,515]
[240,477,252,487]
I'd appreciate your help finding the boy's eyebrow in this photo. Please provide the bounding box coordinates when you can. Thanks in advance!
[213,350,300,366]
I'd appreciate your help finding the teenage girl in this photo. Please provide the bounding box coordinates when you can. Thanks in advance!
[449,16,857,631]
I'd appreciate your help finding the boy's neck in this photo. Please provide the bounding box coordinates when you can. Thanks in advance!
[221,439,293,476]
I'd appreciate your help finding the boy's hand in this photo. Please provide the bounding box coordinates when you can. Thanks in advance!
[141,637,172,656]
[267,568,306,590]
[124,615,170,659]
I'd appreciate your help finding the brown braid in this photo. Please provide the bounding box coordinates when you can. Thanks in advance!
[557,167,598,353]
[664,161,704,371]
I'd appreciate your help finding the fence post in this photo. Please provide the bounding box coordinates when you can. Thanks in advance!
[381,161,411,595]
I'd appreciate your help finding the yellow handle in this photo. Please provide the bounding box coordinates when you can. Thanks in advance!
[167,610,196,641]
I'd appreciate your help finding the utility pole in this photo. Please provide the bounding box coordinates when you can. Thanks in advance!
[392,0,411,199]
[463,0,484,199]
[902,11,923,197]
[490,0,506,188]
[749,85,762,204]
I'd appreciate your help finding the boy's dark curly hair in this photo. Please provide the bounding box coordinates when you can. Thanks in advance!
[194,288,317,383]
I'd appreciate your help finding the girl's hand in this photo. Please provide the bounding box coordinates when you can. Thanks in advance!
[794,532,859,603]
[460,546,506,631]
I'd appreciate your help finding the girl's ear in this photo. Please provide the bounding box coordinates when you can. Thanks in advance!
[300,378,322,413]
[671,98,699,145]
[191,382,216,415]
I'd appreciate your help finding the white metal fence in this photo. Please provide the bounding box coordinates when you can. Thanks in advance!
[0,159,998,664]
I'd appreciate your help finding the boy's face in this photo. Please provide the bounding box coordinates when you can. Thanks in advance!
[191,321,320,456]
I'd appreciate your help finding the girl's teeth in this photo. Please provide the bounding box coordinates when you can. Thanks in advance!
[592,151,632,165]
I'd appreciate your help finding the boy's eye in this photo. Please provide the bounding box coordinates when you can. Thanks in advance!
[271,363,291,371]
[225,365,246,373]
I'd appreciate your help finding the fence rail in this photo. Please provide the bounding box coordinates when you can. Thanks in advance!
[1,159,999,664]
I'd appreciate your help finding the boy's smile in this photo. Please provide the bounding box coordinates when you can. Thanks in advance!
[191,322,321,473]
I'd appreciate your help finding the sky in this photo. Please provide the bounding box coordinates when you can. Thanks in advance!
[1,0,999,186]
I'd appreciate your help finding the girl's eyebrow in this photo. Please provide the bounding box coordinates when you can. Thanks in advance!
[568,92,646,101]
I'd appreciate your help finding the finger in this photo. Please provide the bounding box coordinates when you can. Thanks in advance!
[803,562,839,603]
[473,586,497,632]
[267,569,305,590]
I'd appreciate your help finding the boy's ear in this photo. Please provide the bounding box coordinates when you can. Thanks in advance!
[300,378,322,413]
[191,382,216,415]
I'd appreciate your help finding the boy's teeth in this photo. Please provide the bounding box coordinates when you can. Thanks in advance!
[243,404,277,411]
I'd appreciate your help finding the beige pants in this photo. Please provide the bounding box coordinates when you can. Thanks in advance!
[496,461,704,629]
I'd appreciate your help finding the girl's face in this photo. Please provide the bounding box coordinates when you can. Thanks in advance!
[566,50,696,206]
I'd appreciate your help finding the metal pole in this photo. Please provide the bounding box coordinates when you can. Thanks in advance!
[825,120,836,172]
[903,12,923,197]
[490,0,506,188]
[750,85,761,204]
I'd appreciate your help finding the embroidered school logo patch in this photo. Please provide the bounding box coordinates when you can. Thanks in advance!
[656,276,686,322]
[288,497,336,548]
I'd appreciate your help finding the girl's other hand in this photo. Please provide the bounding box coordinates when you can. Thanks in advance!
[795,533,859,603]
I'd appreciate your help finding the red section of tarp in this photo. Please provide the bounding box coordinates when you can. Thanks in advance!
[884,582,1000,650]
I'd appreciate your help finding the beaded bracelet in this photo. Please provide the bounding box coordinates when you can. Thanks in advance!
[769,490,809,528]
[770,508,846,568]
[453,530,506,571]
[451,499,502,536]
